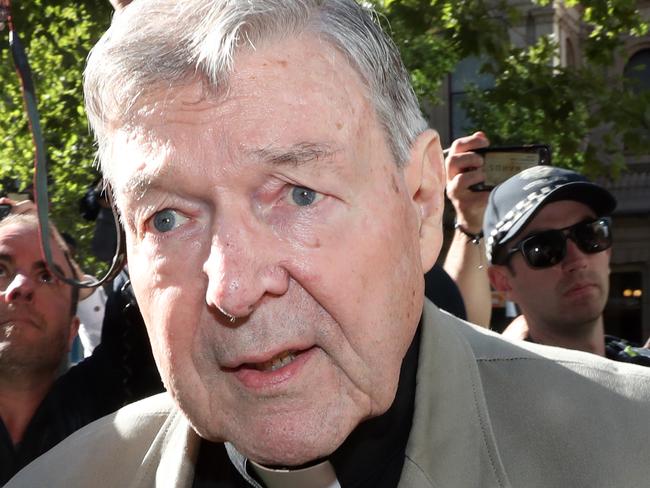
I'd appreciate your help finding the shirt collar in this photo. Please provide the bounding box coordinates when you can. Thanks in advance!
[249,459,340,488]
[223,325,421,488]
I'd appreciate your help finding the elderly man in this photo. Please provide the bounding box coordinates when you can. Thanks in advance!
[8,1,650,487]
[0,207,162,484]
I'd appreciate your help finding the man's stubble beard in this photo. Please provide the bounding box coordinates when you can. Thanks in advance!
[0,319,70,382]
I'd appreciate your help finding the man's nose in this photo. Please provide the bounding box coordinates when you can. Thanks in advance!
[3,273,35,304]
[203,222,289,321]
[562,238,588,272]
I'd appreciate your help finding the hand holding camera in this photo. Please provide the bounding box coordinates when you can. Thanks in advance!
[445,132,491,235]
[446,133,551,234]
[469,144,551,192]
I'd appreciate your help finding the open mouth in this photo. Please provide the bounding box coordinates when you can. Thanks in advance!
[226,347,315,374]
[226,347,317,389]
[251,350,299,372]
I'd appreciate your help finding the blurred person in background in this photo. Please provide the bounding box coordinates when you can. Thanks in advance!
[61,231,107,361]
[0,200,162,484]
[484,166,650,364]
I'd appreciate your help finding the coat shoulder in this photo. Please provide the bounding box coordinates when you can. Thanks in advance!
[6,393,181,488]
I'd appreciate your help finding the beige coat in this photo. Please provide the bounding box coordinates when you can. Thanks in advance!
[8,299,650,487]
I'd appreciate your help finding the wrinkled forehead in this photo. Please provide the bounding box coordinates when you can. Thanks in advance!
[0,221,68,270]
[520,200,598,236]
[108,121,172,195]
[105,37,376,201]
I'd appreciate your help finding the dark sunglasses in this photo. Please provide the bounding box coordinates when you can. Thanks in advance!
[504,217,613,269]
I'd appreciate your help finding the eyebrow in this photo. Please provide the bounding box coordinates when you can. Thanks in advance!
[35,260,67,278]
[248,142,337,167]
[122,173,156,202]
[0,255,66,278]
[121,142,338,200]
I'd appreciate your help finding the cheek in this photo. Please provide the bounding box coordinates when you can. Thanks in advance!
[508,272,535,299]
[515,268,559,302]
[39,290,73,324]
[129,230,209,309]
[311,193,420,375]
[594,254,611,292]
[127,239,208,377]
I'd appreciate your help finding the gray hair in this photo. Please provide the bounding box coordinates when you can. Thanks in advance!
[84,0,428,184]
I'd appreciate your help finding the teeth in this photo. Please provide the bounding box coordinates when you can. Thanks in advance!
[256,351,297,371]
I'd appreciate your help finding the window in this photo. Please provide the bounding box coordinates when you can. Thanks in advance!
[449,56,494,140]
[605,271,644,344]
[564,37,576,67]
[624,49,650,94]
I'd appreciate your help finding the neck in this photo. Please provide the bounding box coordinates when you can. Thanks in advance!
[0,371,56,445]
[527,315,606,357]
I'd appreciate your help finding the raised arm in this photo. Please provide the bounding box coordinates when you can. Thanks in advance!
[442,132,492,327]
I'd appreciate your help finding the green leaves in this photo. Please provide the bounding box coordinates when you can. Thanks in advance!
[0,0,648,273]
[372,0,650,178]
[0,0,111,274]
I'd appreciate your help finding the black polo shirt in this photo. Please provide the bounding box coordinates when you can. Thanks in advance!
[0,274,163,485]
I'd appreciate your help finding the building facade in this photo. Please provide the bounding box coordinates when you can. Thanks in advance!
[431,0,650,341]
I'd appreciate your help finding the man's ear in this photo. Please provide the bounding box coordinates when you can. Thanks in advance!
[488,265,512,295]
[403,129,445,273]
[66,316,81,353]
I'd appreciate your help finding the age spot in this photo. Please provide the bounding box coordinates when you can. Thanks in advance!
[305,237,321,249]
[391,175,399,194]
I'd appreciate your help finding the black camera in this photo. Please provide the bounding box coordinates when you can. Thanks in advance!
[470,144,551,192]
[0,203,11,220]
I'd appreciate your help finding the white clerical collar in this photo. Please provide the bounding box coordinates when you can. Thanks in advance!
[249,459,341,488]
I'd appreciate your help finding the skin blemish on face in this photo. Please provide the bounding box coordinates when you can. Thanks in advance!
[391,175,399,194]
[336,122,343,130]
[300,234,322,249]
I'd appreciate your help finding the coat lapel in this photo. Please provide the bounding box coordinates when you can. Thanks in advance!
[402,300,510,488]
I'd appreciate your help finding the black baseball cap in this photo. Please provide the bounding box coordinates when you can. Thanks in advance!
[483,166,616,264]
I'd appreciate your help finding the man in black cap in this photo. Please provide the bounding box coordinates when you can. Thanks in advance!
[484,165,648,363]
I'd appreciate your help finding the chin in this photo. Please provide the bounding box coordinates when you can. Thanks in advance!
[218,405,364,467]
[242,439,338,467]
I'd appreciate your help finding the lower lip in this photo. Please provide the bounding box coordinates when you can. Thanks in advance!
[564,284,597,300]
[232,347,317,390]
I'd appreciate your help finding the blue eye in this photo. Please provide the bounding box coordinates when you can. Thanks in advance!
[152,209,182,233]
[290,186,318,207]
